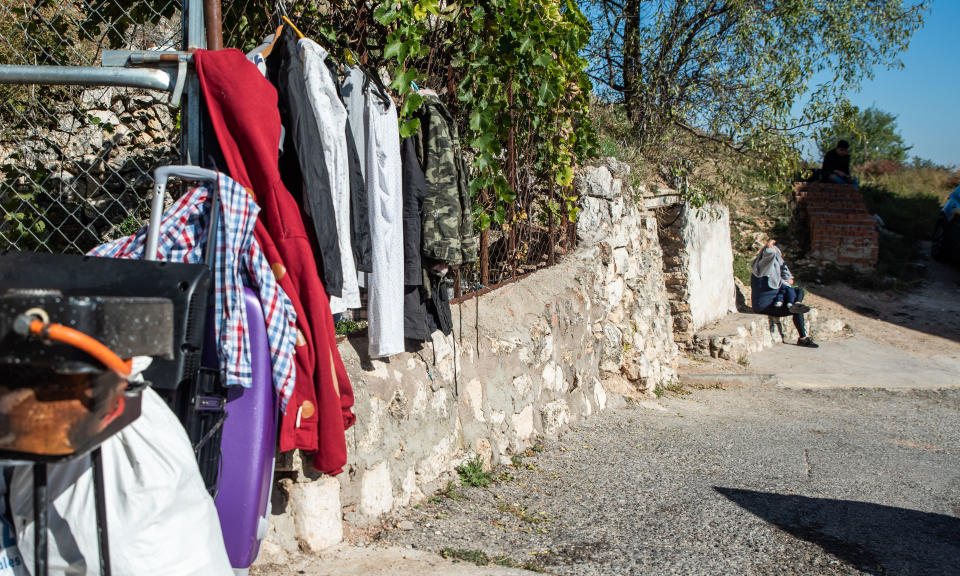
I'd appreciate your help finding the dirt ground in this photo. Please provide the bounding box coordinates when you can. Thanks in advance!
[807,253,960,357]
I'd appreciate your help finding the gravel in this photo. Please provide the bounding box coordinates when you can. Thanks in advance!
[383,385,960,575]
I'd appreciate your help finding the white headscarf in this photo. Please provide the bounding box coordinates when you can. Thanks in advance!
[750,246,791,290]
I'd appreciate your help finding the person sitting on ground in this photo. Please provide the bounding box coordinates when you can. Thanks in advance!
[750,239,819,348]
[821,140,859,188]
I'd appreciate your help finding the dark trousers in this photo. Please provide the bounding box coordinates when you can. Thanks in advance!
[776,285,797,306]
[761,304,807,338]
[762,285,806,337]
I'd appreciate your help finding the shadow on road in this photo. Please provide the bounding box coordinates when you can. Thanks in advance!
[715,487,960,575]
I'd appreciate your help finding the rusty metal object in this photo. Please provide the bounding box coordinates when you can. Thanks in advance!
[204,0,223,50]
[0,291,172,461]
[0,365,134,458]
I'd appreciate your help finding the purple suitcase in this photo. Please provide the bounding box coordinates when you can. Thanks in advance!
[205,288,276,573]
[148,167,275,573]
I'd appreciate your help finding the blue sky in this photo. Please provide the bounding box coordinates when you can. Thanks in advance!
[838,0,959,166]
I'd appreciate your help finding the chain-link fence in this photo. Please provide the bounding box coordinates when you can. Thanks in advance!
[0,1,183,254]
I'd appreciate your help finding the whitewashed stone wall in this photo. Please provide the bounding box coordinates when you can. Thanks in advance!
[257,159,679,563]
[682,204,736,329]
[659,202,736,344]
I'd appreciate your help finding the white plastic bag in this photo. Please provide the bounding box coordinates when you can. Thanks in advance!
[8,387,232,576]
[0,475,27,576]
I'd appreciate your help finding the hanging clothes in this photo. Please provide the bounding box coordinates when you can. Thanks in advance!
[342,67,367,182]
[299,38,360,313]
[401,137,426,284]
[343,66,406,357]
[401,135,431,341]
[340,76,372,274]
[339,65,373,272]
[89,176,298,412]
[416,94,478,267]
[265,26,344,299]
[195,48,354,475]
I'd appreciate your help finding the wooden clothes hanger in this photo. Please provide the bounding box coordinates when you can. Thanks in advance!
[259,25,284,58]
[260,15,305,58]
[282,15,305,39]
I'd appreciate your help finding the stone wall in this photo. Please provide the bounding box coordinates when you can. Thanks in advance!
[794,183,879,272]
[658,202,737,345]
[258,159,679,562]
[0,86,178,252]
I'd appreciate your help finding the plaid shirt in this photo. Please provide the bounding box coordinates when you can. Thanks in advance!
[89,174,298,412]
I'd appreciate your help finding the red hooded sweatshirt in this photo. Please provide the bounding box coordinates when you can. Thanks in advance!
[194,49,355,475]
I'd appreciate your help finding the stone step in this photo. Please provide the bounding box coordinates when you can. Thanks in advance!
[690,310,846,361]
[677,373,782,388]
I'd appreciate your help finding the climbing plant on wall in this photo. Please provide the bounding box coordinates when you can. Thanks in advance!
[220,0,595,235]
[452,0,594,231]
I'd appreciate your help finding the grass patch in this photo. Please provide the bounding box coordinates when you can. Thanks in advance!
[737,354,750,367]
[860,185,941,240]
[654,381,689,398]
[733,252,752,284]
[428,480,464,503]
[118,216,144,236]
[456,455,492,488]
[440,548,547,572]
[334,319,367,335]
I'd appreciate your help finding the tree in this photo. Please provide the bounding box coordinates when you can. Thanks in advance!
[582,0,928,198]
[819,106,911,166]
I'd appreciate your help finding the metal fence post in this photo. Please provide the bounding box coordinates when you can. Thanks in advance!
[182,0,206,166]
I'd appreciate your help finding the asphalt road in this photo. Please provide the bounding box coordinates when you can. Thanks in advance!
[383,380,960,575]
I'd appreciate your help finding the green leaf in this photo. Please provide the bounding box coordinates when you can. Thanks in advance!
[374,2,398,25]
[389,68,420,92]
[493,205,506,226]
[470,177,491,194]
[384,39,404,62]
[477,212,492,231]
[469,109,483,132]
[537,79,560,105]
[470,133,497,151]
[401,93,424,118]
[399,118,421,138]
[533,54,553,67]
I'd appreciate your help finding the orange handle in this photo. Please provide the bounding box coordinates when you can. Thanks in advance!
[28,319,133,378]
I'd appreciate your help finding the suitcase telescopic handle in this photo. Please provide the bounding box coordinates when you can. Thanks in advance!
[146,166,221,264]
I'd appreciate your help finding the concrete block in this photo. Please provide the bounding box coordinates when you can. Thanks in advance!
[594,379,608,411]
[464,378,485,422]
[512,405,535,441]
[359,462,394,517]
[289,476,343,552]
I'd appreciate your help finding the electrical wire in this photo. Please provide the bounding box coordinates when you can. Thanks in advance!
[18,315,133,379]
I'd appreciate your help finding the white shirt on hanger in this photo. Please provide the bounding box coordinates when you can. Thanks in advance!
[342,66,405,357]
[299,39,361,313]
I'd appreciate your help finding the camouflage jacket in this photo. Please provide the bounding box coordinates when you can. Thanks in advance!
[416,95,478,266]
